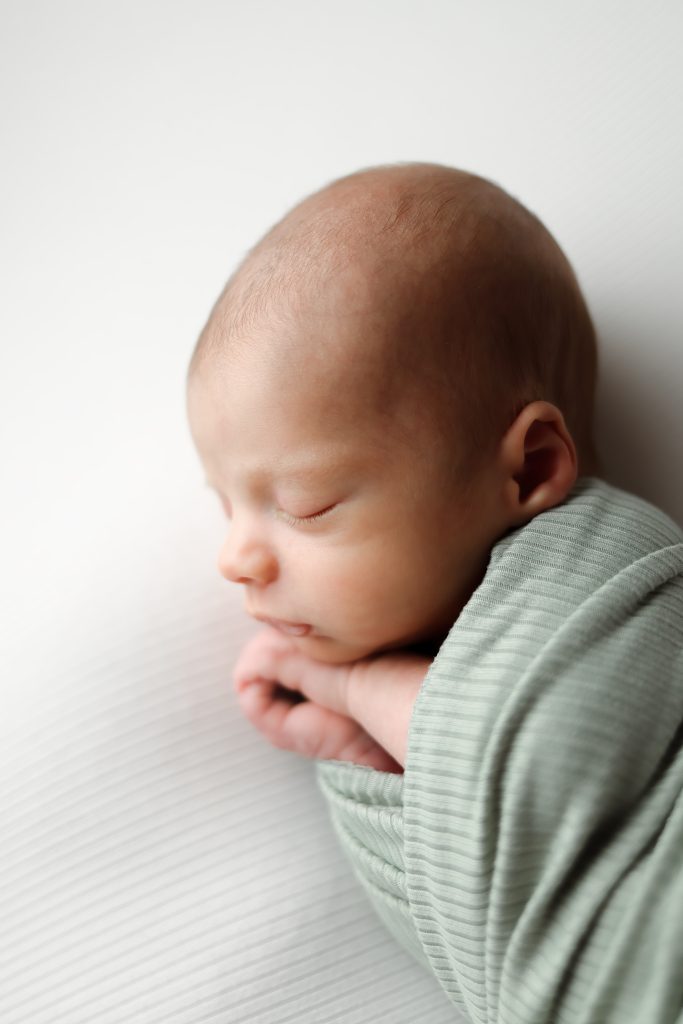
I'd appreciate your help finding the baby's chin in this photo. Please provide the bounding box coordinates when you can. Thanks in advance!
[293,633,377,665]
[295,630,441,665]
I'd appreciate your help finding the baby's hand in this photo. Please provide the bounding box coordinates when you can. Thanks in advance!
[232,628,402,772]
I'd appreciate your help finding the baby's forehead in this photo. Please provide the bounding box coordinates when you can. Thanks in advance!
[189,353,442,507]
[193,305,447,458]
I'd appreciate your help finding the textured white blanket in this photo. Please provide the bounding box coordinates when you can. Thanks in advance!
[1,554,458,1023]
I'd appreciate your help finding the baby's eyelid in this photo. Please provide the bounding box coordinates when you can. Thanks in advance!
[281,502,338,524]
[211,489,336,524]
[304,502,338,520]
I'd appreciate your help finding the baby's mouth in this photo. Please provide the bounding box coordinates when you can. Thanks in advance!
[257,615,312,637]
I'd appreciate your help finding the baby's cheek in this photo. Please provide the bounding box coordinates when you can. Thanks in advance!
[323,565,378,624]
[331,571,405,643]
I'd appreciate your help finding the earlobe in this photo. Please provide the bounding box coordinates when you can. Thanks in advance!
[500,401,578,526]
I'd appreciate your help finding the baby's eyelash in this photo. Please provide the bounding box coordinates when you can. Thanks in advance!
[279,504,337,526]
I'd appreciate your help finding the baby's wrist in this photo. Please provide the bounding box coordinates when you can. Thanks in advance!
[345,652,431,767]
[345,656,378,724]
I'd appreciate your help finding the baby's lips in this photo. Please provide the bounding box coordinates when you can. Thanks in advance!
[250,611,312,637]
[263,618,311,637]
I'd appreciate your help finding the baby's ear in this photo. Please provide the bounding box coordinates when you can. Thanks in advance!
[499,401,578,526]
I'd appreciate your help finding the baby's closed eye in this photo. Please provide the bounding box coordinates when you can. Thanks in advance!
[276,503,338,526]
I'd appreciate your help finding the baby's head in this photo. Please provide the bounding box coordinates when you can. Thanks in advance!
[187,162,599,663]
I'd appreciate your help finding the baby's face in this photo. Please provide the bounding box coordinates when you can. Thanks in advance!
[187,326,506,665]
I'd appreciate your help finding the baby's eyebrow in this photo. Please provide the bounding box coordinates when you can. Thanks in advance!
[277,463,344,485]
[203,456,356,494]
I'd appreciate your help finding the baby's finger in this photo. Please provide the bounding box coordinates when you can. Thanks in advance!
[232,630,298,692]
[235,678,305,743]
[236,679,400,772]
[232,638,350,717]
[284,702,403,772]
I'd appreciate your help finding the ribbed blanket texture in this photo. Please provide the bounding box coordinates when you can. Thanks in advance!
[318,477,683,1023]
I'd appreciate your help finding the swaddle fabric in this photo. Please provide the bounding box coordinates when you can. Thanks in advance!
[318,477,683,1023]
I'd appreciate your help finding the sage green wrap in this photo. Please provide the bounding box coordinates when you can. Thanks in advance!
[317,477,683,1023]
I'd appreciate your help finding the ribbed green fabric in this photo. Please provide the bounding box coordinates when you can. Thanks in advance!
[317,477,683,1023]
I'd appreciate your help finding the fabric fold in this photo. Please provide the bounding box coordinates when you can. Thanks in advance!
[318,478,683,1022]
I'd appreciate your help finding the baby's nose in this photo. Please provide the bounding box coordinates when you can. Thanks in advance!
[217,533,278,586]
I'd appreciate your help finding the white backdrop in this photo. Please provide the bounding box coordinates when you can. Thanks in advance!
[2,3,682,1023]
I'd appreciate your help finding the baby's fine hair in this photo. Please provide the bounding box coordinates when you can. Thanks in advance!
[190,162,600,480]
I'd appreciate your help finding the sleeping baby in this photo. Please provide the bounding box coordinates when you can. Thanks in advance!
[186,163,683,1022]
